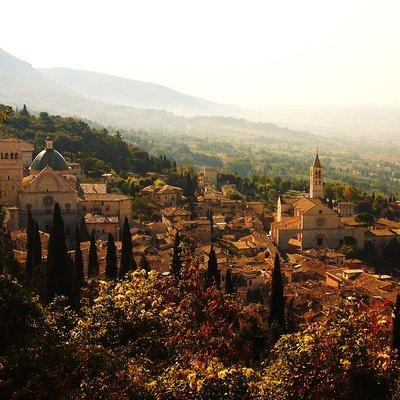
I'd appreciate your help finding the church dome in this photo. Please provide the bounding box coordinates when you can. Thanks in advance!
[30,139,69,172]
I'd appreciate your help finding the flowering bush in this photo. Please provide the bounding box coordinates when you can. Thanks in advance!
[1,269,400,399]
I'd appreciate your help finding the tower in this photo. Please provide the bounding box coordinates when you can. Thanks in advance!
[310,152,323,199]
[0,138,24,206]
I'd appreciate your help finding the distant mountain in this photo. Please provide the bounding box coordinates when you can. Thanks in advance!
[0,48,314,142]
[39,67,244,117]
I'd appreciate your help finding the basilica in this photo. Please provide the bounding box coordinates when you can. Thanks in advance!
[0,137,132,239]
[270,153,365,251]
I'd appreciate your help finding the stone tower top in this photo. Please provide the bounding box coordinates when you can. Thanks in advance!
[310,151,324,199]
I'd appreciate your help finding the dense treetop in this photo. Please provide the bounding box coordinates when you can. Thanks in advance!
[0,105,174,177]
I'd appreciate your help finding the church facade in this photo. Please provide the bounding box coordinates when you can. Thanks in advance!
[0,137,132,240]
[271,153,365,251]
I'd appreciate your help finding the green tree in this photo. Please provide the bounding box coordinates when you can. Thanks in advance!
[206,244,220,288]
[71,224,84,310]
[225,268,235,294]
[119,217,134,278]
[269,253,285,336]
[79,215,90,241]
[25,210,35,280]
[20,104,30,117]
[105,232,118,280]
[0,206,15,275]
[44,203,69,303]
[171,230,182,279]
[355,212,374,227]
[33,220,42,268]
[88,230,99,277]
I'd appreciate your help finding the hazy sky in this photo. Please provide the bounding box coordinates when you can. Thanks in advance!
[2,0,400,107]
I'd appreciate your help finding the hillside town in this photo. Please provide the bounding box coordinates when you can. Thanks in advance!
[2,135,400,328]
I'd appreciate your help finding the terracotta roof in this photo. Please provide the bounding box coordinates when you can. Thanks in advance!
[162,206,190,217]
[80,183,107,194]
[376,218,400,229]
[340,217,365,227]
[85,213,119,223]
[368,229,396,237]
[293,197,322,213]
[80,193,132,201]
[273,216,301,229]
[142,184,182,194]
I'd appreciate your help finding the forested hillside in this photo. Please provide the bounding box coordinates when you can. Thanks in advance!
[0,105,174,177]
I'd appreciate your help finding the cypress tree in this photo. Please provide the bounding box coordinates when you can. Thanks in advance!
[79,215,90,242]
[119,217,134,278]
[88,230,99,277]
[0,206,15,275]
[70,225,84,310]
[139,253,150,273]
[20,104,30,116]
[33,220,42,268]
[171,230,182,279]
[74,224,85,286]
[393,293,400,352]
[44,203,69,303]
[25,210,35,280]
[269,253,285,332]
[207,210,214,241]
[225,268,235,294]
[105,232,118,279]
[206,244,220,288]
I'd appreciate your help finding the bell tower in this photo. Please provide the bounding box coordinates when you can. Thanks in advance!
[0,138,24,206]
[310,152,324,199]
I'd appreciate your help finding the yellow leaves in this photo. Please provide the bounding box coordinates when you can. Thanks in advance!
[217,369,229,379]
[340,359,351,370]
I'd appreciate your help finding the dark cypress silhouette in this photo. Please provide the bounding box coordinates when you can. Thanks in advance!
[119,217,134,278]
[25,210,35,280]
[206,244,220,288]
[44,203,69,303]
[79,215,90,242]
[71,225,84,310]
[139,253,150,273]
[33,220,42,268]
[0,206,15,275]
[269,253,285,333]
[20,104,30,116]
[207,210,214,241]
[171,230,182,278]
[225,268,235,294]
[88,230,99,277]
[393,293,400,352]
[105,232,118,279]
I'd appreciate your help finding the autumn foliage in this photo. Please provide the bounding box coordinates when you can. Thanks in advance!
[1,265,400,399]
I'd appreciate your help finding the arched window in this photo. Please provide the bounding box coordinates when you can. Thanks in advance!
[14,153,18,159]
[4,153,8,159]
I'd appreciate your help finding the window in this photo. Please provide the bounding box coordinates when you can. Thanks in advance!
[319,210,322,214]
[25,203,32,210]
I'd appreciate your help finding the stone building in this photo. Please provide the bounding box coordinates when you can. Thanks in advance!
[1,137,132,240]
[0,138,33,205]
[141,184,182,205]
[19,139,78,235]
[203,166,218,186]
[271,153,365,251]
